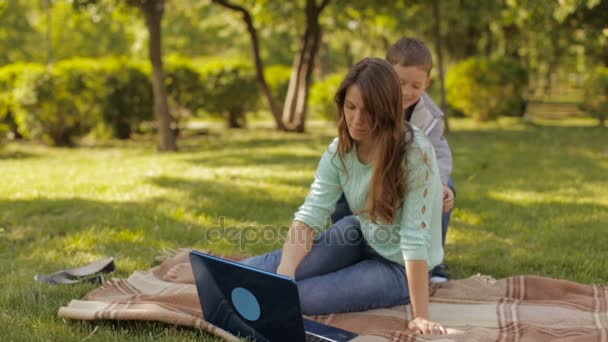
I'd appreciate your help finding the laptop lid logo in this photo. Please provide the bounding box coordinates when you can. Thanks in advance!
[231,287,261,321]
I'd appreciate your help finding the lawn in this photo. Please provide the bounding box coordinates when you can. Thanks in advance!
[0,118,607,341]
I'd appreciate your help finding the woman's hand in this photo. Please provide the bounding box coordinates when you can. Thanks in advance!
[408,317,447,335]
[276,262,297,278]
[276,221,316,279]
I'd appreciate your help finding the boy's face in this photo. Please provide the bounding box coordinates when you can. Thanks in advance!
[392,65,430,110]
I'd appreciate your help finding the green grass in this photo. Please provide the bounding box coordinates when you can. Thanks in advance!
[1,118,607,340]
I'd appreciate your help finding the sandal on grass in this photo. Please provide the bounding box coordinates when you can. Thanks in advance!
[34,257,115,285]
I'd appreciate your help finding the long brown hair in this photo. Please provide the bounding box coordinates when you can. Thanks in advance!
[334,58,414,224]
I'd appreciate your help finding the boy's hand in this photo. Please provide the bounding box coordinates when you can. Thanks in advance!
[408,317,447,335]
[442,185,454,213]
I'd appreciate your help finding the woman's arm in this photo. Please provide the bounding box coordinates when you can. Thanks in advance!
[399,132,446,335]
[406,260,430,319]
[276,221,316,278]
[405,260,445,335]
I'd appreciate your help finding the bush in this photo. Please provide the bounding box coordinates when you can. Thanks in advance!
[263,64,292,109]
[12,61,101,146]
[97,59,153,139]
[8,59,155,143]
[582,67,608,126]
[17,59,105,146]
[165,56,204,132]
[446,57,528,121]
[0,63,38,140]
[195,58,259,128]
[309,72,345,120]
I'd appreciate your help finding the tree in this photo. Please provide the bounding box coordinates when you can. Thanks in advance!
[74,0,177,151]
[432,0,449,132]
[281,0,330,132]
[557,0,608,67]
[210,0,285,130]
[0,0,40,66]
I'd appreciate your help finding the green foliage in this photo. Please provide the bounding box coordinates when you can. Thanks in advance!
[582,67,608,126]
[0,0,40,65]
[196,58,259,127]
[96,59,154,139]
[165,55,204,124]
[263,64,292,108]
[10,58,153,145]
[0,63,37,139]
[446,57,528,121]
[309,72,345,120]
[12,59,103,146]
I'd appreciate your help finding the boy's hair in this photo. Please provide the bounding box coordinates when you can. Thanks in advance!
[386,37,433,74]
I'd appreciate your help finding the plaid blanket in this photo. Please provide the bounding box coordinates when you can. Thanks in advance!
[58,249,608,341]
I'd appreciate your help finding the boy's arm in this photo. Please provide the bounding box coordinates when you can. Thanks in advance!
[420,93,453,185]
[427,117,453,186]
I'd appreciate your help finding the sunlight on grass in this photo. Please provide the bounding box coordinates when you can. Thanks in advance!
[489,188,608,206]
[1,117,607,340]
[451,208,484,226]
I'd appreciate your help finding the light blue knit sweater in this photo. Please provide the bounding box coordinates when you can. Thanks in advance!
[293,127,444,269]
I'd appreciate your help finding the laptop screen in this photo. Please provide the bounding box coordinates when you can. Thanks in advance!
[190,250,308,341]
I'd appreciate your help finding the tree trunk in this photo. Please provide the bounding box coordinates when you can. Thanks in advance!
[343,41,353,68]
[281,0,330,133]
[45,0,52,66]
[432,0,449,133]
[139,0,177,151]
[211,0,285,130]
[485,21,493,57]
[227,109,246,129]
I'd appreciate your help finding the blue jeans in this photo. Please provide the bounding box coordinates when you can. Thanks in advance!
[331,178,456,246]
[240,216,409,315]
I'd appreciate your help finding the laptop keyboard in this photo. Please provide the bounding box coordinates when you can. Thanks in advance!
[305,332,331,342]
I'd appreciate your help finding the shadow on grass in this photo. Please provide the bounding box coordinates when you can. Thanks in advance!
[0,198,209,262]
[0,149,39,160]
[148,176,301,226]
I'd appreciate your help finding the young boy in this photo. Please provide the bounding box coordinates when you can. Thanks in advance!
[330,37,455,282]
[386,37,455,282]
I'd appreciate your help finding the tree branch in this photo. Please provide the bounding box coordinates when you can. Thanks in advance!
[318,0,331,13]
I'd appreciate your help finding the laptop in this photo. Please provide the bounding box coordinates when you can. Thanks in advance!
[190,250,358,342]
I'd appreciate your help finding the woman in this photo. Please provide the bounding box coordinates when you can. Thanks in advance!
[240,58,446,335]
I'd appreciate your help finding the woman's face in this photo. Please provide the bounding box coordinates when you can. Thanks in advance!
[344,84,372,142]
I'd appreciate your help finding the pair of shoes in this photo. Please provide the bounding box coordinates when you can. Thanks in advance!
[34,257,115,285]
[429,263,450,284]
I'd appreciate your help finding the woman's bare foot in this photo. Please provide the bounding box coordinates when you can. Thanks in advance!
[164,262,196,284]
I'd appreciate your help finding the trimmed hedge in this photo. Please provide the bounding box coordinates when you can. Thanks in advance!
[263,64,292,109]
[446,57,528,121]
[12,61,97,146]
[582,67,608,126]
[195,58,258,128]
[8,59,154,145]
[0,63,40,140]
[309,72,345,120]
[1,56,274,145]
[165,56,204,128]
[97,59,153,139]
